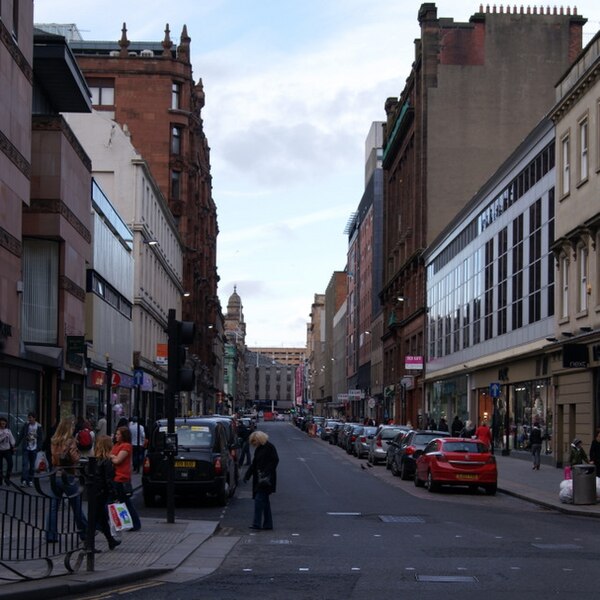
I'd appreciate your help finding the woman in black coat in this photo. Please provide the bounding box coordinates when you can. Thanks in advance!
[243,430,279,530]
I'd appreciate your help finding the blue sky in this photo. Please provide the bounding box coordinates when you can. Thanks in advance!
[34,1,600,347]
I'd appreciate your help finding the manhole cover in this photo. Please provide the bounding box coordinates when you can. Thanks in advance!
[416,575,478,583]
[379,515,425,523]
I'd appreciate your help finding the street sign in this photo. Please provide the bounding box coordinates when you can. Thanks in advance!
[490,382,501,398]
[134,369,144,386]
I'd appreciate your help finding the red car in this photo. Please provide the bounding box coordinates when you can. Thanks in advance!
[414,437,498,495]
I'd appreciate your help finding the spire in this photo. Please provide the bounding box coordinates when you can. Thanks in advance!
[178,24,191,63]
[119,22,130,57]
[162,23,173,57]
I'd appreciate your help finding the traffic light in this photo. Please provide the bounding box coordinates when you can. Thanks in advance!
[168,309,196,392]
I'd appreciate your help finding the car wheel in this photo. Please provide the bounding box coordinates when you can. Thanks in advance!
[385,456,391,470]
[391,459,399,477]
[414,473,424,487]
[400,461,411,481]
[485,484,497,496]
[143,488,158,507]
[426,471,439,493]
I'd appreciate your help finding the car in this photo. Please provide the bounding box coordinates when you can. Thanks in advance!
[328,422,344,445]
[321,419,342,441]
[368,425,411,464]
[385,430,409,469]
[337,422,359,449]
[344,424,364,454]
[390,429,451,479]
[414,437,498,495]
[142,417,238,507]
[352,426,378,458]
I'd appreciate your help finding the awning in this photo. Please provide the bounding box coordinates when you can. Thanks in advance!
[23,344,63,367]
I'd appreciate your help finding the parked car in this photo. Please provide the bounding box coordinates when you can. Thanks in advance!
[142,417,238,507]
[345,424,364,454]
[414,437,498,495]
[321,419,342,441]
[352,426,378,458]
[385,430,409,469]
[338,423,359,449]
[390,430,450,479]
[368,425,411,464]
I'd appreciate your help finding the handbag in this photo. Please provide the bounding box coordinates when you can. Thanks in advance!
[35,450,48,472]
[257,470,272,491]
[107,502,134,531]
[122,481,133,497]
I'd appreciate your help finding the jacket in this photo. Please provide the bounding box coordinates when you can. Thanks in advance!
[245,441,279,497]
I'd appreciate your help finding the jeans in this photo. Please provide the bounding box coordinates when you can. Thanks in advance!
[46,474,88,542]
[531,443,542,468]
[0,450,13,484]
[114,480,141,530]
[132,446,145,472]
[23,448,36,483]
[253,490,273,529]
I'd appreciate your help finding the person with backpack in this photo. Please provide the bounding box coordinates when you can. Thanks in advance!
[75,417,95,458]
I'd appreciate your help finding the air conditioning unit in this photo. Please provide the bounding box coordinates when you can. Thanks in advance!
[128,51,137,56]
[140,49,153,57]
[109,50,119,57]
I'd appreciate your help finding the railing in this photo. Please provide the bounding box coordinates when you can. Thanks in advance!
[0,463,97,581]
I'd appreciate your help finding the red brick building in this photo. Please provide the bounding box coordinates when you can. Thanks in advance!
[381,4,586,426]
[68,24,220,395]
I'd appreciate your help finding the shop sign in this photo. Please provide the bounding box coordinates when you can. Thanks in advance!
[405,355,423,370]
[89,369,122,388]
[156,343,168,365]
[563,344,589,369]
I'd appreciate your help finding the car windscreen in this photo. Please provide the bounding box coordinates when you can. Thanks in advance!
[157,424,214,448]
[442,441,487,453]
[414,433,443,445]
[381,428,404,439]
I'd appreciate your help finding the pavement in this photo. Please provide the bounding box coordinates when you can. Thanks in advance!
[1,440,600,598]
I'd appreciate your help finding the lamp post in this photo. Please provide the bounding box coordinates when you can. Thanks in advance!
[105,356,113,436]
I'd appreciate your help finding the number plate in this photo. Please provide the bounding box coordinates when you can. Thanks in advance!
[456,473,478,480]
[175,460,196,468]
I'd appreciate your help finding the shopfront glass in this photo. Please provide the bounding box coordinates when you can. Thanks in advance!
[429,376,468,427]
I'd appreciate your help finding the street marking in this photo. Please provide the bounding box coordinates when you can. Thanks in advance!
[416,575,478,583]
[328,512,361,516]
[333,533,341,537]
[243,568,253,572]
[351,567,361,571]
[299,568,310,572]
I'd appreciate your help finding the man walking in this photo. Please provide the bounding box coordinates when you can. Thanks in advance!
[16,412,43,487]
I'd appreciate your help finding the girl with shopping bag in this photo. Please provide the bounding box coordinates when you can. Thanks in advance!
[110,426,141,531]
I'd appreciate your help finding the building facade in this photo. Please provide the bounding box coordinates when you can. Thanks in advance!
[381,3,585,427]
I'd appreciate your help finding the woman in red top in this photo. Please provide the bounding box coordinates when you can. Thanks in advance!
[110,426,141,531]
[475,420,493,451]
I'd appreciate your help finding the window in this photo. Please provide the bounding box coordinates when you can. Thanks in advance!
[88,78,115,106]
[579,118,588,182]
[170,170,181,200]
[561,135,570,196]
[171,126,182,155]
[22,239,59,344]
[171,82,181,109]
[578,245,588,313]
[561,256,569,319]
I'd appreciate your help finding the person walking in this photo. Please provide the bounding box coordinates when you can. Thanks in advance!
[438,417,449,432]
[16,412,44,487]
[128,417,145,473]
[95,411,107,438]
[451,415,464,437]
[0,417,16,485]
[589,428,600,474]
[243,431,279,530]
[570,438,589,466]
[110,426,141,531]
[91,435,121,550]
[475,419,493,451]
[237,418,251,467]
[46,417,88,543]
[529,421,543,470]
[459,419,476,438]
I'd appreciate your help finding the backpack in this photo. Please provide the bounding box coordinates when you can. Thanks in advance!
[76,428,93,451]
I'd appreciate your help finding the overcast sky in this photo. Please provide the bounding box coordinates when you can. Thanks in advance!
[34,1,600,347]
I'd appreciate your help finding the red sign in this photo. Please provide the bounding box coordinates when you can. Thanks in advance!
[111,372,121,387]
[405,355,423,370]
[89,369,121,388]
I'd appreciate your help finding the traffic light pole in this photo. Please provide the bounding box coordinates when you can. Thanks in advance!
[166,309,177,523]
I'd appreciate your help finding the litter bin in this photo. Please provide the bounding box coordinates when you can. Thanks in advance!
[572,464,597,505]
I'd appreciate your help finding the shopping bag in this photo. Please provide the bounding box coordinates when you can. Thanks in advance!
[564,465,572,480]
[35,450,48,472]
[107,502,134,531]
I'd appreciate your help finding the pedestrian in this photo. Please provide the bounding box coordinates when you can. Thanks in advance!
[0,417,16,485]
[237,418,251,467]
[90,435,121,550]
[589,428,600,474]
[95,411,107,438]
[128,417,145,473]
[570,438,589,465]
[475,419,493,450]
[16,412,44,487]
[110,426,141,531]
[438,417,449,432]
[459,419,475,438]
[529,421,543,470]
[75,417,95,458]
[451,415,464,437]
[243,431,279,530]
[46,417,88,542]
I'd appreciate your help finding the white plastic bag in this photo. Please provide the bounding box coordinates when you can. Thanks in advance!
[34,450,48,472]
[107,502,133,531]
[559,479,573,503]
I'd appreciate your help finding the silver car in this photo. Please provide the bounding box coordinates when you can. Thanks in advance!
[368,425,411,464]
[352,426,378,458]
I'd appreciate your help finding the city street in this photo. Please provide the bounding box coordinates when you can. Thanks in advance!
[64,421,600,599]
